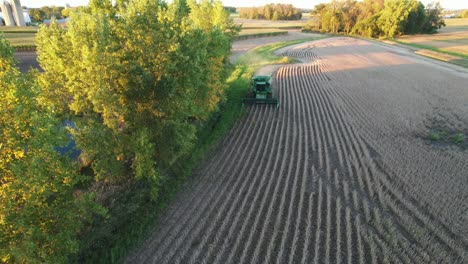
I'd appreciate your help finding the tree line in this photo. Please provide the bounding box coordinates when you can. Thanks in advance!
[28,6,82,22]
[305,0,445,38]
[462,10,468,18]
[28,6,68,21]
[239,4,302,20]
[0,0,239,262]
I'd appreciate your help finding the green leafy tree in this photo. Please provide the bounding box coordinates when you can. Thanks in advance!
[311,3,327,16]
[36,0,236,199]
[61,8,75,18]
[341,0,360,34]
[377,0,420,38]
[239,4,302,20]
[40,6,63,19]
[462,10,468,18]
[29,8,46,22]
[0,35,101,263]
[405,1,427,34]
[307,0,444,37]
[423,1,445,33]
[352,13,382,37]
[319,1,345,33]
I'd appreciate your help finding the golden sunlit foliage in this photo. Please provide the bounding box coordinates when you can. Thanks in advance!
[37,0,236,198]
[0,35,102,263]
[306,0,445,37]
[1,0,237,262]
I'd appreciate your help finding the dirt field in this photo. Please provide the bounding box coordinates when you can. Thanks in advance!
[398,18,468,56]
[127,37,468,263]
[230,30,319,62]
[234,14,311,29]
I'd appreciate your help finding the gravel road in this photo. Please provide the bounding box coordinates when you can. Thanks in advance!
[15,51,39,73]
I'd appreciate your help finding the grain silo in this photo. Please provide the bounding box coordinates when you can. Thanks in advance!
[0,1,15,26]
[11,0,25,26]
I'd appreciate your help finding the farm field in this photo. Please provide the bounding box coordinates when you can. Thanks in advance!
[235,15,310,29]
[1,26,38,47]
[238,28,287,36]
[397,18,468,59]
[230,30,318,62]
[127,37,468,263]
[2,32,36,46]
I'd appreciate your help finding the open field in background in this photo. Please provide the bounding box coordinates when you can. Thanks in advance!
[1,27,38,48]
[234,14,311,30]
[396,18,468,67]
[2,32,36,46]
[442,18,468,32]
[128,37,468,264]
[236,29,288,40]
[0,26,38,33]
[238,29,287,36]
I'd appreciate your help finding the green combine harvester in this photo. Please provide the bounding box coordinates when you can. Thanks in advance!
[243,75,280,107]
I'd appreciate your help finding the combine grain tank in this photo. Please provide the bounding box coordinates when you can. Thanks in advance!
[243,75,279,107]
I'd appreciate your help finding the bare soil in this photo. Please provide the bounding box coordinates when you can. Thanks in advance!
[230,30,319,62]
[127,37,468,263]
[399,30,468,55]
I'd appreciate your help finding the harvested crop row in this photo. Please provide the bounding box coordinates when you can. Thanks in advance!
[127,37,468,263]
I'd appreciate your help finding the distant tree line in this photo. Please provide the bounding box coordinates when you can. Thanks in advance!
[239,4,302,20]
[462,10,468,18]
[305,0,445,38]
[28,6,77,22]
[224,6,236,13]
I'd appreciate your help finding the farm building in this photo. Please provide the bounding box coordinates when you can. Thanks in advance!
[0,11,30,25]
[0,0,30,26]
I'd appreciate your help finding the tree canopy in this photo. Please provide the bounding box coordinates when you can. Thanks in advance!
[305,0,445,38]
[239,4,302,20]
[1,0,238,262]
[36,0,237,198]
[0,35,101,263]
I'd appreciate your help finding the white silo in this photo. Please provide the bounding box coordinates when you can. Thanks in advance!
[1,1,15,26]
[11,0,25,26]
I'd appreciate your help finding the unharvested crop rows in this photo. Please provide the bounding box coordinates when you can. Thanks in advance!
[128,39,468,263]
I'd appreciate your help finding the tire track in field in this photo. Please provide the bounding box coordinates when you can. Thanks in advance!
[129,105,266,263]
[318,56,468,263]
[128,38,467,264]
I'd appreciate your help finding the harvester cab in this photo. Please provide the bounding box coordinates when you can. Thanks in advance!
[243,75,279,107]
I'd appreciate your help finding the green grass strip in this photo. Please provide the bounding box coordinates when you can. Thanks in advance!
[237,37,326,67]
[0,30,38,33]
[393,39,468,59]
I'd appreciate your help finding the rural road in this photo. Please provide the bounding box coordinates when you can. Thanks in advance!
[14,51,39,73]
[127,36,468,263]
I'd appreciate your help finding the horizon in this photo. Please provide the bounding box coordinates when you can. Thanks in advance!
[16,0,468,10]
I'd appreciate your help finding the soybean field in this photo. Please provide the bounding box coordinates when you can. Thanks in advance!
[127,37,468,263]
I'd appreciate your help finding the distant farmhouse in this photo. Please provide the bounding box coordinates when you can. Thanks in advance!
[443,13,456,18]
[0,0,30,26]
